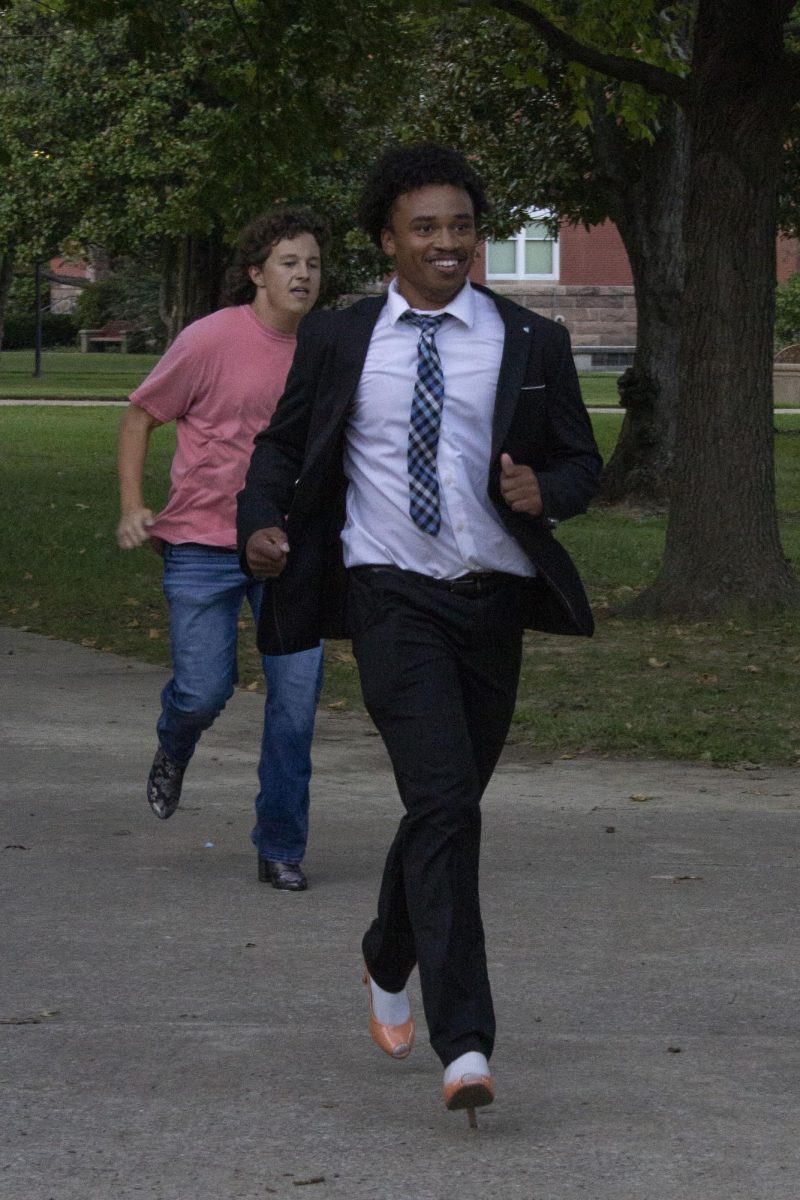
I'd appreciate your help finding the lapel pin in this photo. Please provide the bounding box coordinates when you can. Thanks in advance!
[522,326,530,333]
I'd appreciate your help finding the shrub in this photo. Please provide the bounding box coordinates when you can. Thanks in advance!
[2,312,78,349]
[73,279,120,330]
[775,272,800,348]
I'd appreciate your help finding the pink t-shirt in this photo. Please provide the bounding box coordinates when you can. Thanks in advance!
[131,305,296,549]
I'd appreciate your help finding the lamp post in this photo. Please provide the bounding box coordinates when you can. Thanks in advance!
[33,260,43,378]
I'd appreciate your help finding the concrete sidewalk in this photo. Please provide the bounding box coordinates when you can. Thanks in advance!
[2,626,799,1200]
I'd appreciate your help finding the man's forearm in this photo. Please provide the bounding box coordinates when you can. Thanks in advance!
[117,404,156,513]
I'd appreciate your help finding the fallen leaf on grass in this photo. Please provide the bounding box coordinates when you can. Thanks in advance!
[330,649,355,664]
[647,657,669,668]
[147,628,161,640]
[696,673,718,685]
[742,664,762,673]
[326,700,346,709]
[80,638,97,648]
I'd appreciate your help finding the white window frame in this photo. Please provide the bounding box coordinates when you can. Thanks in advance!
[485,210,559,282]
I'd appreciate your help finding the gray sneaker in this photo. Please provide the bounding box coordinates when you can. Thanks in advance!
[146,747,186,820]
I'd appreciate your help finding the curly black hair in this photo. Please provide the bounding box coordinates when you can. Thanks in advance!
[223,207,330,305]
[357,143,490,249]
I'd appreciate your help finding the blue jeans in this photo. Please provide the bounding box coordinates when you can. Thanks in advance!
[157,543,323,862]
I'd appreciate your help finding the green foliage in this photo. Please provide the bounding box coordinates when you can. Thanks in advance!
[71,263,161,333]
[3,0,798,320]
[5,269,43,316]
[775,272,800,348]
[0,0,426,316]
[73,280,118,330]
[1,312,77,349]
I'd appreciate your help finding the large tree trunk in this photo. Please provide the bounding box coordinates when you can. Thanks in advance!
[631,0,800,615]
[158,230,226,346]
[590,103,688,506]
[0,243,17,352]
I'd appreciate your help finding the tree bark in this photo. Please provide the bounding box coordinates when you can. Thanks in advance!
[0,243,17,352]
[590,101,688,506]
[158,230,226,346]
[631,0,800,615]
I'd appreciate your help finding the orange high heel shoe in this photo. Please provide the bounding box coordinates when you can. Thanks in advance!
[443,1073,494,1129]
[363,967,415,1060]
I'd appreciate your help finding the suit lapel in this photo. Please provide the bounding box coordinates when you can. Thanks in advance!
[329,295,386,423]
[305,295,386,462]
[486,291,533,460]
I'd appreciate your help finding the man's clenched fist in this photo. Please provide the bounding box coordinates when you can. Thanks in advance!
[499,453,543,516]
[246,527,291,577]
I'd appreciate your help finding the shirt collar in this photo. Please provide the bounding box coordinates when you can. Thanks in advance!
[385,277,475,330]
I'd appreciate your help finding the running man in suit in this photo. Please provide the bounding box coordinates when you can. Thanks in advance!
[237,144,602,1120]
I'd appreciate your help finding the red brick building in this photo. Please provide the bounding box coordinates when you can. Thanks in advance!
[471,217,800,353]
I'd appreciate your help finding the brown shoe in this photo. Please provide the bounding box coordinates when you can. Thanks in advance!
[443,1073,494,1128]
[363,967,415,1059]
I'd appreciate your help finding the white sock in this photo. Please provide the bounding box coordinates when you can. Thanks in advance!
[368,975,411,1025]
[444,1051,490,1086]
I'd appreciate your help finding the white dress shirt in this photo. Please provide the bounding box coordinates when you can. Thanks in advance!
[341,279,535,579]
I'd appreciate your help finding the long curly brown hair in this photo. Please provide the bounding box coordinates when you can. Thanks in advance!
[223,208,330,305]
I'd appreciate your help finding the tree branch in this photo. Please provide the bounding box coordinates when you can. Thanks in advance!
[467,0,689,101]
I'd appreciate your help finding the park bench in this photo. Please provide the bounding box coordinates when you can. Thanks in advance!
[78,320,139,353]
[773,343,800,406]
[572,344,635,371]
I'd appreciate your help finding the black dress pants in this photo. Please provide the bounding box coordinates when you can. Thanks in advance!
[349,566,528,1067]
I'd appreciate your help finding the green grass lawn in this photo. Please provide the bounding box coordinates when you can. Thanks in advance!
[0,349,621,404]
[2,404,799,765]
[2,352,799,410]
[0,349,159,399]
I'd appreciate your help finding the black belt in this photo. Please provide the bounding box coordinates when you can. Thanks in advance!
[353,564,519,597]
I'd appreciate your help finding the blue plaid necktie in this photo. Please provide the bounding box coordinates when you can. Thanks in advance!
[402,311,447,534]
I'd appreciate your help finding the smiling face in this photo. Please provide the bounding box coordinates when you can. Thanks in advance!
[248,232,322,333]
[380,184,478,311]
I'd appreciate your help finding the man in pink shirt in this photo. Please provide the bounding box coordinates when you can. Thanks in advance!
[116,208,327,891]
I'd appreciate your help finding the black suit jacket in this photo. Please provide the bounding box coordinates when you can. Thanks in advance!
[237,286,602,655]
